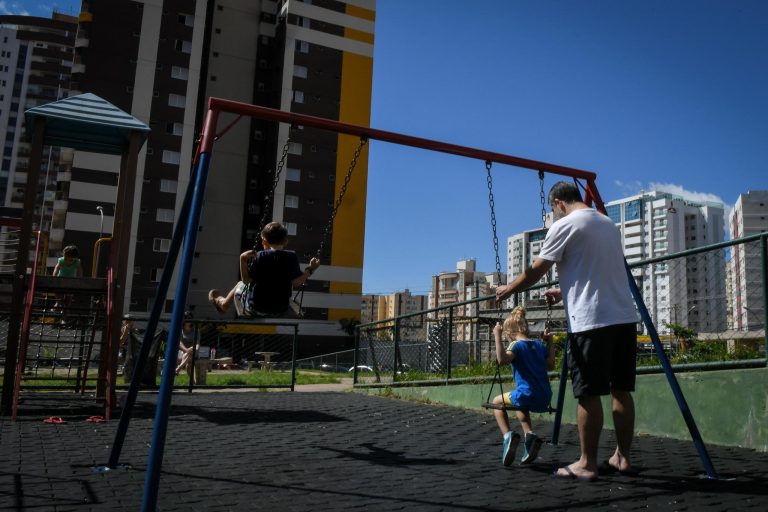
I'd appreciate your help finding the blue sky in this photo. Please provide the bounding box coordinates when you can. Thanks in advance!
[8,0,768,296]
[363,0,768,295]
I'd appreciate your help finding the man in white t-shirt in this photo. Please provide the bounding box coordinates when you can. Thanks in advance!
[495,181,638,481]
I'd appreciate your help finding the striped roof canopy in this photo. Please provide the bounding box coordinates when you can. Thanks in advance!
[24,93,150,155]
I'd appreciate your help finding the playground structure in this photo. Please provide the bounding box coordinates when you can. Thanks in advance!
[1,93,766,511]
[0,93,150,419]
[102,96,742,510]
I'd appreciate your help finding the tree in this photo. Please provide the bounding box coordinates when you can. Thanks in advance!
[664,322,697,353]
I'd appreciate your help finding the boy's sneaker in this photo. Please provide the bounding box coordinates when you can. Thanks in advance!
[520,432,542,464]
[502,432,521,466]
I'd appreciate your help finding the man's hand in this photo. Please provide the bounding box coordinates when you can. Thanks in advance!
[544,288,562,306]
[495,284,513,303]
[308,257,320,271]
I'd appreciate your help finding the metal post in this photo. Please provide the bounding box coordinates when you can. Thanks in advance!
[761,234,768,365]
[625,263,718,479]
[141,150,214,512]
[550,339,569,445]
[105,149,201,469]
[446,307,454,381]
[393,318,400,382]
[290,324,298,391]
[352,326,360,385]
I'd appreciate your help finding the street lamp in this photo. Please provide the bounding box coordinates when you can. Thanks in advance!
[96,206,104,238]
[95,206,104,276]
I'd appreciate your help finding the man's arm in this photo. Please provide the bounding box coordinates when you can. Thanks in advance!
[495,257,555,302]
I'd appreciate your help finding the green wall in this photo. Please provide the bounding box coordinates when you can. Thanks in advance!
[355,367,768,452]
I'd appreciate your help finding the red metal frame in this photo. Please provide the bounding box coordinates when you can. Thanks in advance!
[11,230,44,421]
[204,97,598,182]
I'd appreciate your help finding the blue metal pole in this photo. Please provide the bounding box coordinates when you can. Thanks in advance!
[549,339,568,445]
[141,151,213,511]
[625,263,718,478]
[106,155,200,469]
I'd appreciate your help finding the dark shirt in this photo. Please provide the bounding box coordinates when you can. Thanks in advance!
[248,249,303,314]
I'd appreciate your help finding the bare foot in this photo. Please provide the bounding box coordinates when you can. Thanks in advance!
[606,453,638,476]
[208,289,227,314]
[554,463,598,482]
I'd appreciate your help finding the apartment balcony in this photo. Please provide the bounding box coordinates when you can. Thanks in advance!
[72,63,85,74]
[53,199,68,211]
[49,228,65,245]
[74,37,89,48]
[59,149,74,165]
[57,170,72,182]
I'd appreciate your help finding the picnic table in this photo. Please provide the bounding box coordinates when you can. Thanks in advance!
[253,351,279,371]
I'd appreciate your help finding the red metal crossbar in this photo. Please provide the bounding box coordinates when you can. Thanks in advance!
[201,97,598,184]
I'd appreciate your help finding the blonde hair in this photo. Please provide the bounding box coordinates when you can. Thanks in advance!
[503,306,529,338]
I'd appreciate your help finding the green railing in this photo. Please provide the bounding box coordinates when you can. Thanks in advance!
[354,232,768,387]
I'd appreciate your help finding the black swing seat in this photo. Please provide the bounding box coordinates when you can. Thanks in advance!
[481,402,557,414]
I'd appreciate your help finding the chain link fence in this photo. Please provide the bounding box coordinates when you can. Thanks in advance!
[355,234,767,385]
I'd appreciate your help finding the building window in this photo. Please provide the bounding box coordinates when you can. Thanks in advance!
[287,168,300,181]
[166,122,183,136]
[285,195,299,208]
[625,200,642,221]
[285,222,297,236]
[293,90,304,103]
[150,268,163,282]
[156,208,175,223]
[174,39,192,53]
[160,179,177,193]
[171,66,189,80]
[153,238,171,252]
[606,204,621,224]
[162,150,180,164]
[288,142,302,155]
[168,94,186,108]
[293,64,308,78]
[295,40,309,53]
[134,266,141,275]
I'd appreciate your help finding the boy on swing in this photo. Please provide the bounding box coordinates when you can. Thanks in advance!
[492,306,555,466]
[208,222,320,317]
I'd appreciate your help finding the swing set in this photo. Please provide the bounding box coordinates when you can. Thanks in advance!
[104,97,719,511]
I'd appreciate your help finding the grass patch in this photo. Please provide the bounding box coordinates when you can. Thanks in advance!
[136,370,344,387]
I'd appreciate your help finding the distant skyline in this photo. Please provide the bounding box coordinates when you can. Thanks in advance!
[363,0,767,295]
[5,1,767,297]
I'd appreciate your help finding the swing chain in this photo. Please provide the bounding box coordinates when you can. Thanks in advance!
[315,136,368,260]
[485,160,502,282]
[255,135,293,250]
[538,170,547,229]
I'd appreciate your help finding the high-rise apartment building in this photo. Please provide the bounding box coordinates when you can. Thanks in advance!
[65,0,374,349]
[728,190,768,330]
[0,13,77,265]
[361,289,428,339]
[504,191,726,334]
[604,190,726,333]
[429,259,498,340]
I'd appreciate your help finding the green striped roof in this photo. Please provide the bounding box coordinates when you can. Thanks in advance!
[24,93,150,155]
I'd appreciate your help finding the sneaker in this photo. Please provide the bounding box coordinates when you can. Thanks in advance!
[520,432,542,464]
[502,432,521,466]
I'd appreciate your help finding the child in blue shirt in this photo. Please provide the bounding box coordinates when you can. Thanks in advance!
[492,306,555,466]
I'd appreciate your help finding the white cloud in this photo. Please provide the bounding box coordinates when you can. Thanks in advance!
[647,182,727,206]
[0,2,31,15]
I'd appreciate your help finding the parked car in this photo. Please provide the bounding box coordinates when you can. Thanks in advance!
[348,365,374,373]
[318,364,348,373]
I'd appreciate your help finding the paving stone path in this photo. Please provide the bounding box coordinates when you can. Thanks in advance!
[1,391,766,511]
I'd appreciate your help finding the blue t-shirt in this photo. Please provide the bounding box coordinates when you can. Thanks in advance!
[247,249,303,314]
[508,339,552,412]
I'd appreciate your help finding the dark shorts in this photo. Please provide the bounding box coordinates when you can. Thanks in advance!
[568,323,637,398]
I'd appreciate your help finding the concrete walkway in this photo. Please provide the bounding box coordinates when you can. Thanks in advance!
[2,391,767,511]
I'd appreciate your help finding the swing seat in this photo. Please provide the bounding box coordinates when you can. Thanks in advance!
[481,402,557,414]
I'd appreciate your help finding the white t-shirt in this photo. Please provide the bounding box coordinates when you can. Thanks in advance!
[537,208,637,333]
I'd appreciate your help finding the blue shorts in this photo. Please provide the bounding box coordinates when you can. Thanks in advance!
[506,389,552,413]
